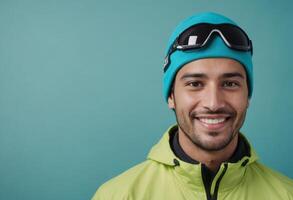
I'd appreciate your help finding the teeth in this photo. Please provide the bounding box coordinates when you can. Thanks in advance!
[199,118,226,124]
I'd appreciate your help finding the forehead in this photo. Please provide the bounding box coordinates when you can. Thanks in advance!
[176,58,247,80]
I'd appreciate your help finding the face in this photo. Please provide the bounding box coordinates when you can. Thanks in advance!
[168,58,249,152]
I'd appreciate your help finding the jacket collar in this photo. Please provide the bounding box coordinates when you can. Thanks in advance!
[170,125,251,165]
[147,125,259,192]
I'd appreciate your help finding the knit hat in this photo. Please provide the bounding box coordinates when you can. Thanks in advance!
[163,12,253,101]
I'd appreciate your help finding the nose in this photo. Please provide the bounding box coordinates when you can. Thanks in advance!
[202,84,225,112]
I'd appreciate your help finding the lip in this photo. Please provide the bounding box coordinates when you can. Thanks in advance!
[195,115,231,131]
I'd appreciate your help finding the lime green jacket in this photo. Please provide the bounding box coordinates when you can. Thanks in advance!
[92,126,293,200]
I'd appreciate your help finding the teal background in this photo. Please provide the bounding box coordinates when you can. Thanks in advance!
[0,0,292,199]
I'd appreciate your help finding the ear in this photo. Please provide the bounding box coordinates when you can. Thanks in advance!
[247,99,250,108]
[168,92,175,109]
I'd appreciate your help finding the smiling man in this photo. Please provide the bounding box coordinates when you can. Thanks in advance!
[92,12,293,200]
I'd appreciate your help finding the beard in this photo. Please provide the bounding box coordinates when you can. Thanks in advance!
[174,106,247,152]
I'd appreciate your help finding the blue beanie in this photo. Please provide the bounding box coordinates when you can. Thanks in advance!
[163,12,253,101]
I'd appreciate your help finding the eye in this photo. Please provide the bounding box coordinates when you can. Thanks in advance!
[187,81,203,88]
[223,81,239,88]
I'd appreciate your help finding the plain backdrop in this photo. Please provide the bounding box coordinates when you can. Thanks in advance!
[0,0,292,199]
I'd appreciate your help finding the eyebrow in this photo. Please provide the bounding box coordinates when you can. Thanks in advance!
[221,72,245,79]
[180,72,245,80]
[180,73,208,80]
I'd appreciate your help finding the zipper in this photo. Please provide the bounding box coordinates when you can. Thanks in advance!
[202,163,228,200]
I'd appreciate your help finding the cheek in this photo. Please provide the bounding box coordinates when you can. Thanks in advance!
[175,91,200,110]
[233,100,249,119]
[227,92,248,109]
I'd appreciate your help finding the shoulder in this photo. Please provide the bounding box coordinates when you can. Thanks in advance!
[92,159,171,200]
[247,161,293,196]
[92,161,148,200]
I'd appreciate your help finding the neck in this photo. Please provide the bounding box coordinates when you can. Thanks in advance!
[178,130,239,172]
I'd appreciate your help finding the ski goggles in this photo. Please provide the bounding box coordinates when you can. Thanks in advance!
[164,23,253,72]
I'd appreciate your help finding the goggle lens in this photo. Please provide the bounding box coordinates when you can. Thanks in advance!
[177,24,212,48]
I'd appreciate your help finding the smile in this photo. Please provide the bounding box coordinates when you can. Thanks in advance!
[195,116,231,130]
[198,118,226,124]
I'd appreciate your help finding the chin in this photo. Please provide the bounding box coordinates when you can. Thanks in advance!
[192,129,237,151]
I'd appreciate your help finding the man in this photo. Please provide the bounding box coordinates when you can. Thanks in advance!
[92,12,293,200]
